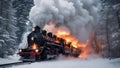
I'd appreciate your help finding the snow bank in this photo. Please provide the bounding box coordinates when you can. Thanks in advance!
[11,58,120,68]
[0,54,21,65]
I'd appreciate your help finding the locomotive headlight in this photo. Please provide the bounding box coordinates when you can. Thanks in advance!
[35,49,39,53]
[19,49,22,52]
[31,37,34,41]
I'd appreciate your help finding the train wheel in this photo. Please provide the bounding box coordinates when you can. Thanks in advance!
[41,50,47,60]
[73,54,79,57]
[35,55,40,61]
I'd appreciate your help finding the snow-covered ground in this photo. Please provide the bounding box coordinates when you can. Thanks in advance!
[10,56,120,68]
[0,54,21,65]
[0,55,120,68]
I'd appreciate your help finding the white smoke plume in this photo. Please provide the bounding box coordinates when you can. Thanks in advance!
[29,0,100,42]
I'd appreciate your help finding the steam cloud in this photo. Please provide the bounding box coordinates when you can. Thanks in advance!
[29,0,100,42]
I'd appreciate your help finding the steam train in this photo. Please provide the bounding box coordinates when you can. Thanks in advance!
[18,26,81,61]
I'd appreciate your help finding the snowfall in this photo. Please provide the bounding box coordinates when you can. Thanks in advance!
[0,55,120,68]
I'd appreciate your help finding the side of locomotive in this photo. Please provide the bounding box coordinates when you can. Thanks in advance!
[18,26,81,61]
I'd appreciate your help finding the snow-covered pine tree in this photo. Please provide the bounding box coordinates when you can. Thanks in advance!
[0,0,18,58]
[98,0,120,58]
[0,0,33,58]
[13,0,33,44]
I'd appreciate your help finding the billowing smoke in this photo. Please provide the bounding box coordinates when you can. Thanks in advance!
[29,0,100,42]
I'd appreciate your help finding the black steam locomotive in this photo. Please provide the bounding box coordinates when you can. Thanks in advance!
[18,26,81,61]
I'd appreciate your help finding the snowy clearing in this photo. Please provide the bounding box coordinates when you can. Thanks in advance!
[11,58,120,68]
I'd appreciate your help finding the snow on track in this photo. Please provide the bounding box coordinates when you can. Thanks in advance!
[0,54,21,65]
[11,58,120,68]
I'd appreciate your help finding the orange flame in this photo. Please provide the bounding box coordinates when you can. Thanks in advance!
[55,30,89,58]
[32,43,38,50]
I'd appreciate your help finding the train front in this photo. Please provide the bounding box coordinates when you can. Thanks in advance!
[18,43,42,61]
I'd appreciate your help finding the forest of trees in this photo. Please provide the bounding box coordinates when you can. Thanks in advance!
[96,0,120,58]
[0,0,120,58]
[0,0,33,58]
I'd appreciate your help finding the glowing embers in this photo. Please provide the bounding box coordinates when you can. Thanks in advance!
[55,29,89,58]
[55,30,86,48]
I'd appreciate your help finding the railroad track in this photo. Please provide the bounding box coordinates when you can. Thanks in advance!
[0,61,33,68]
[0,56,57,68]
